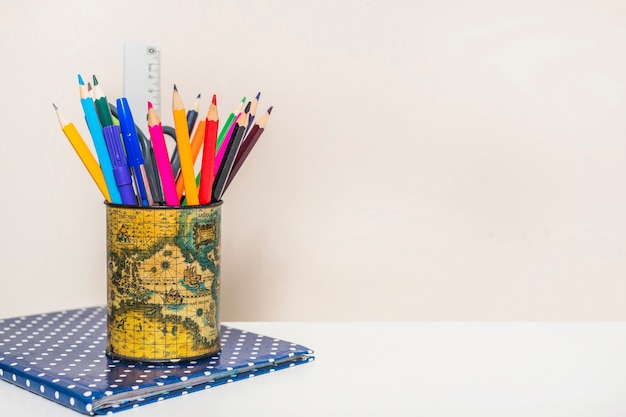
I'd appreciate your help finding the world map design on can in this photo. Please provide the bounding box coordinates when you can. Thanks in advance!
[105,202,222,362]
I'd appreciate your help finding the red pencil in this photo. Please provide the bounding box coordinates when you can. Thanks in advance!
[198,95,219,205]
[224,106,272,192]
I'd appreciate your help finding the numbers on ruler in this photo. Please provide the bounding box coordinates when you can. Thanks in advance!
[145,46,161,114]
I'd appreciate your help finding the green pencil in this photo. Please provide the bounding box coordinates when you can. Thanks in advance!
[216,96,246,150]
[92,75,115,127]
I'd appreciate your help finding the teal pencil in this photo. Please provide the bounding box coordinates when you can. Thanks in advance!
[78,74,122,204]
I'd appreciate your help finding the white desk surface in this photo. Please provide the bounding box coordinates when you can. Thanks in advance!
[1,321,625,417]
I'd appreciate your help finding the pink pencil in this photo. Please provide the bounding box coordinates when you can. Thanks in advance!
[213,112,241,176]
[147,101,180,206]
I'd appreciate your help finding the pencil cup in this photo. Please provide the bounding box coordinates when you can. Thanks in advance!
[105,201,222,362]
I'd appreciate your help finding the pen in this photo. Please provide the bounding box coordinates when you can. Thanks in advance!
[147,101,180,206]
[116,97,152,206]
[103,124,137,205]
[172,85,199,205]
[53,103,111,202]
[78,74,122,204]
[198,95,219,205]
[107,102,163,204]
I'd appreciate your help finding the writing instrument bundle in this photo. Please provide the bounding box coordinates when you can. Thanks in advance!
[54,75,272,206]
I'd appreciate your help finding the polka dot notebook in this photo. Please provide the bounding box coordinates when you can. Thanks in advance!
[0,306,314,415]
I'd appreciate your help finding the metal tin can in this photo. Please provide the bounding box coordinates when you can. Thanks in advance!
[105,201,222,362]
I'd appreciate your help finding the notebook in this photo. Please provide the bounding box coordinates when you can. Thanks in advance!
[0,306,314,415]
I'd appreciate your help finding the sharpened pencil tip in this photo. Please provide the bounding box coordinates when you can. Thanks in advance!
[255,92,261,100]
[244,101,251,113]
[92,74,99,86]
[173,84,178,91]
[87,82,93,91]
[52,103,58,110]
[212,94,217,105]
[267,106,273,114]
[148,101,153,109]
[196,93,201,99]
[77,74,85,85]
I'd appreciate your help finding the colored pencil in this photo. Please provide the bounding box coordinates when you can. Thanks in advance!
[212,114,248,202]
[87,82,96,100]
[170,93,201,179]
[148,102,180,206]
[92,75,115,127]
[198,94,219,205]
[224,106,272,192]
[78,74,122,204]
[53,103,111,202]
[216,96,245,150]
[172,85,199,205]
[175,115,205,200]
[245,92,260,138]
[187,93,201,133]
[213,113,239,177]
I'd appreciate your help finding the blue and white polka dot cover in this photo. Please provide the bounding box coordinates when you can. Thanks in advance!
[0,306,314,415]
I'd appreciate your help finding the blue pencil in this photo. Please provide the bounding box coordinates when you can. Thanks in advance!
[78,74,122,204]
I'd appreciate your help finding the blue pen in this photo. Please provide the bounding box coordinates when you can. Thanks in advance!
[116,97,152,206]
[77,75,122,204]
[103,125,137,205]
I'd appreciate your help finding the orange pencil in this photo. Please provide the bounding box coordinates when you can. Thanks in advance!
[199,95,219,205]
[172,84,199,205]
[175,117,205,200]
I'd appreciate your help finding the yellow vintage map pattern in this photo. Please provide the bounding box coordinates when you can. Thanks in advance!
[106,204,221,362]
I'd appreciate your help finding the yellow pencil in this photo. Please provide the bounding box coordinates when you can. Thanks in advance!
[53,103,111,202]
[172,85,199,205]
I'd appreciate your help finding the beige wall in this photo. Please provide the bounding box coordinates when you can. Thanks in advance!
[1,0,626,320]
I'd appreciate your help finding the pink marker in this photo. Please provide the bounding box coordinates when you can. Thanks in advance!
[147,102,180,206]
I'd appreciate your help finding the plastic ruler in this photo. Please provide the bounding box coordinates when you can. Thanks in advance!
[123,42,164,204]
[123,42,161,136]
